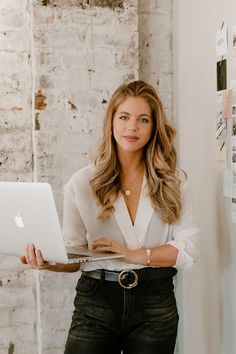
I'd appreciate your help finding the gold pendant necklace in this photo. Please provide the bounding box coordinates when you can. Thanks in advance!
[122,167,144,197]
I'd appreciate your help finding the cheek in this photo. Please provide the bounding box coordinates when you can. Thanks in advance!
[113,120,123,136]
[144,127,153,142]
[112,123,120,143]
[113,131,118,144]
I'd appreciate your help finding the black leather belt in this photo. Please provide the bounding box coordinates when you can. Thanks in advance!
[82,267,177,289]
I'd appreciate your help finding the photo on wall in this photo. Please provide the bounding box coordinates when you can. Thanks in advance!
[232,117,236,136]
[217,59,227,91]
[232,25,236,47]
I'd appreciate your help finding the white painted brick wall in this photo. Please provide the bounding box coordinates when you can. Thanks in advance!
[32,2,138,351]
[0,0,173,352]
[139,0,173,119]
[0,258,38,352]
[0,0,37,352]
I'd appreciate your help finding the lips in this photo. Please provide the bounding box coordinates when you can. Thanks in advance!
[124,135,139,142]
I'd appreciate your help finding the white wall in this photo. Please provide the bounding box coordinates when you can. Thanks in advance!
[174,1,236,354]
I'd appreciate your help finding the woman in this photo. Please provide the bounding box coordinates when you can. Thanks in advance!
[20,80,199,354]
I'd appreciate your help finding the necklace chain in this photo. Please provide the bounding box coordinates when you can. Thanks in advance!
[122,168,144,197]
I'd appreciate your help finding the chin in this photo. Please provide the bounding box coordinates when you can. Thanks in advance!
[119,145,144,154]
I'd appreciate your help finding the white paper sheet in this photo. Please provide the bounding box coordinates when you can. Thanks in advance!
[223,169,233,197]
[231,194,236,223]
[216,25,228,57]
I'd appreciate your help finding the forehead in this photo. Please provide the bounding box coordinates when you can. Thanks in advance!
[116,96,151,115]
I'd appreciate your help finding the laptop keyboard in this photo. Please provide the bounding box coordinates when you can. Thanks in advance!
[67,252,89,259]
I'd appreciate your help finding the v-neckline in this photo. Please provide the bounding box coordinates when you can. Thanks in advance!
[113,174,155,249]
[121,174,145,226]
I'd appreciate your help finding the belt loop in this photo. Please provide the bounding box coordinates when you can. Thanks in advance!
[100,269,105,283]
[145,267,150,282]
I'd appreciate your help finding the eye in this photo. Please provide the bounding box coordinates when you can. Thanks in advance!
[119,115,129,121]
[138,117,150,123]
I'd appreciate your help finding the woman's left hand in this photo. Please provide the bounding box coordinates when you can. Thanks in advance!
[92,237,133,263]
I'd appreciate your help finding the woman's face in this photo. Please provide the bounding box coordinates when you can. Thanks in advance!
[112,96,153,156]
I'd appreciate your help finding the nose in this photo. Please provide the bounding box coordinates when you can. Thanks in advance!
[127,118,138,131]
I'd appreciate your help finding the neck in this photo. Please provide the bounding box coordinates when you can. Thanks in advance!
[118,152,145,197]
[118,151,144,173]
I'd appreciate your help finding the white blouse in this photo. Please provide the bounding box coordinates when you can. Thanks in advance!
[62,164,199,271]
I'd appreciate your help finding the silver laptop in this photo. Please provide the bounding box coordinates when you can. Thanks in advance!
[0,182,124,264]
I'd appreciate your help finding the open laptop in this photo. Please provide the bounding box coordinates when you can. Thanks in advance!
[0,182,124,264]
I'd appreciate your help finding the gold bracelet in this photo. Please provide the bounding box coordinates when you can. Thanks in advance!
[146,248,151,266]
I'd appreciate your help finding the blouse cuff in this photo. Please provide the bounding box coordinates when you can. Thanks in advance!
[167,240,196,270]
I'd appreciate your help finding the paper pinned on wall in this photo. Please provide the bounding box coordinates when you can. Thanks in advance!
[216,116,227,160]
[223,168,236,198]
[216,92,227,163]
[222,89,233,118]
[216,25,228,57]
[231,169,236,223]
[223,168,233,197]
[217,59,227,91]
[223,167,236,225]
[230,138,236,223]
[232,26,236,70]
[232,116,236,135]
[231,136,236,166]
[232,25,236,47]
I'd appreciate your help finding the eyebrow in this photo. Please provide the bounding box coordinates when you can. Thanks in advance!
[118,111,151,118]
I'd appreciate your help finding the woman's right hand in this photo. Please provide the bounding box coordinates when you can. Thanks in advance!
[19,243,56,270]
[19,243,80,272]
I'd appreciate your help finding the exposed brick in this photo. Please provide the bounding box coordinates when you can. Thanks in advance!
[35,90,47,110]
[35,0,124,8]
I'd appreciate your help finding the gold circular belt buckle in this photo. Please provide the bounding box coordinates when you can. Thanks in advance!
[118,270,138,289]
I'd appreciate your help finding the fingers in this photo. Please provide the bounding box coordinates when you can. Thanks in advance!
[92,237,114,248]
[27,243,37,268]
[23,243,45,270]
[92,237,123,255]
[19,256,27,264]
[93,237,115,246]
[35,249,45,268]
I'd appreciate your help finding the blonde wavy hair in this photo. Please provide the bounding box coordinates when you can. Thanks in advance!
[90,80,183,224]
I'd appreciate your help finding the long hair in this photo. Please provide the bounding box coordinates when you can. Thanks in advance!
[89,80,183,224]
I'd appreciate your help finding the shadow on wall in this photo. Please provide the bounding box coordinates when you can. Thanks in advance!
[39,0,125,8]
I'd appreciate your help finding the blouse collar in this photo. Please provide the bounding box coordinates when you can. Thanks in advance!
[113,174,154,249]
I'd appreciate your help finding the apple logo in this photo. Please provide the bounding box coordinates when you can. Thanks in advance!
[15,213,24,228]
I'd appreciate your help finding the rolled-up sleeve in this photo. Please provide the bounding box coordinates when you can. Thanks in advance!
[62,182,87,248]
[167,178,200,270]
